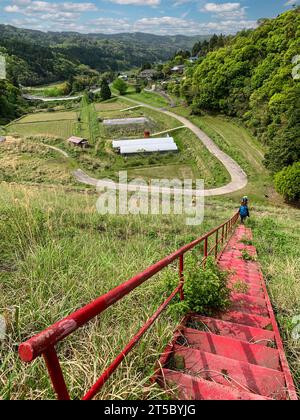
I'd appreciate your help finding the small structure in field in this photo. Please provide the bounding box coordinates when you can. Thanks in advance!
[112,136,178,155]
[103,117,149,127]
[0,136,6,143]
[171,65,185,73]
[67,136,89,148]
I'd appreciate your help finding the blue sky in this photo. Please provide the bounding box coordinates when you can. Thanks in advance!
[0,0,298,34]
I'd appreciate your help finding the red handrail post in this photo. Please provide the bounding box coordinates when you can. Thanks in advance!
[43,346,70,400]
[203,237,208,267]
[179,255,184,301]
[215,230,219,259]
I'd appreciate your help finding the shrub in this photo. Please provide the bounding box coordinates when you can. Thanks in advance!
[163,255,230,316]
[274,162,300,202]
[113,78,128,95]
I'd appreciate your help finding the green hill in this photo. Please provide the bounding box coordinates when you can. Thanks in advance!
[181,8,300,200]
[0,25,208,86]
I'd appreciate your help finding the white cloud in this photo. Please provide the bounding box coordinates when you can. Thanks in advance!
[285,0,299,5]
[201,2,247,19]
[108,0,160,5]
[133,15,256,35]
[5,1,97,15]
[202,2,241,13]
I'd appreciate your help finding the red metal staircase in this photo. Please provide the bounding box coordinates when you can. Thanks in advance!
[154,226,298,400]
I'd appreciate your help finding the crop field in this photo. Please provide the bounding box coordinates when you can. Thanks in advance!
[17,111,77,123]
[6,120,76,139]
[94,98,130,112]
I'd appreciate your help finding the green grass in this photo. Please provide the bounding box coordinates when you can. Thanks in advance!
[6,120,76,139]
[0,138,74,185]
[0,183,234,400]
[247,206,300,395]
[172,106,276,204]
[17,111,77,123]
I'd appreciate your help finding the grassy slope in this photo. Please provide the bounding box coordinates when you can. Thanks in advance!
[0,183,235,400]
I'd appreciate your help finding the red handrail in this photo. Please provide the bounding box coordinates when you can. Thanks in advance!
[19,211,240,400]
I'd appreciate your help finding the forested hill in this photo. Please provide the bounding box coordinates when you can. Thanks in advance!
[0,25,207,86]
[180,8,300,200]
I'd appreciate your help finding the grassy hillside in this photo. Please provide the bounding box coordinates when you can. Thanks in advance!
[0,25,207,86]
[0,183,299,399]
[180,8,300,200]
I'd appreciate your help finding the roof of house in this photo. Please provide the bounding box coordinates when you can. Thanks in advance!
[113,136,178,154]
[171,65,185,71]
[139,69,158,78]
[68,136,88,144]
[112,137,175,149]
[0,136,6,142]
[103,117,149,126]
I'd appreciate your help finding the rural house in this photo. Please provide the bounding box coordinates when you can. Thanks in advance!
[67,136,89,148]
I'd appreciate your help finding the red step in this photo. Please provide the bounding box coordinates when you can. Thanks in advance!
[186,315,275,346]
[216,310,272,330]
[180,327,280,370]
[171,345,286,399]
[159,369,271,400]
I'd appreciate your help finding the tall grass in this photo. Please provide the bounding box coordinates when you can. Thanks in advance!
[0,183,234,400]
[248,206,300,395]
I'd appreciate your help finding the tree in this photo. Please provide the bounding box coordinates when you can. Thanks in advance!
[100,79,111,101]
[274,162,300,202]
[113,78,128,95]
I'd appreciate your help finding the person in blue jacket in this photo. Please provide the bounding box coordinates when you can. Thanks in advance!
[240,196,250,224]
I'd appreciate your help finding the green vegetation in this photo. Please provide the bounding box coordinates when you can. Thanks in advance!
[0,183,234,400]
[113,78,128,95]
[7,119,76,139]
[0,25,206,86]
[164,256,230,316]
[4,99,230,188]
[0,138,73,185]
[248,210,300,395]
[274,162,300,202]
[76,95,101,146]
[100,79,112,101]
[179,8,300,202]
[0,80,27,124]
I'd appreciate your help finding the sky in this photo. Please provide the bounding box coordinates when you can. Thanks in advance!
[0,0,298,35]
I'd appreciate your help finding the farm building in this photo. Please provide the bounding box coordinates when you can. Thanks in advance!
[67,136,89,148]
[0,136,6,143]
[103,117,149,127]
[171,65,185,73]
[139,69,158,81]
[113,137,178,155]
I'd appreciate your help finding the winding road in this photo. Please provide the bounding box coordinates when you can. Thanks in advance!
[23,92,248,196]
[74,97,248,197]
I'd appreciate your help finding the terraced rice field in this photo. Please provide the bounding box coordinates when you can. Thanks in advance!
[7,119,76,139]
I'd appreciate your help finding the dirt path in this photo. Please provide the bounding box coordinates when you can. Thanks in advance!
[74,97,248,197]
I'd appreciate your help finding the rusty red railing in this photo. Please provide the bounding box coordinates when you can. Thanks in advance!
[19,211,240,400]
